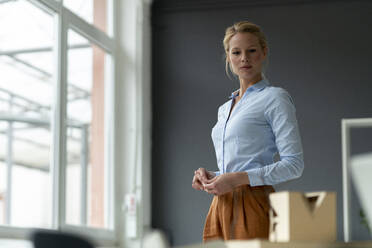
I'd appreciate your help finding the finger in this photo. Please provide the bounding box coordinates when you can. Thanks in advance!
[203,182,215,191]
[195,172,208,184]
[205,176,217,184]
[192,181,204,190]
[205,186,219,195]
[192,177,204,190]
[192,175,198,185]
[195,173,204,185]
[195,171,202,178]
[192,184,203,191]
[205,188,217,195]
[198,168,208,181]
[206,171,216,179]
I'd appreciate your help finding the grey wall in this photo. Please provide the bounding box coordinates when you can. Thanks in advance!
[151,0,372,246]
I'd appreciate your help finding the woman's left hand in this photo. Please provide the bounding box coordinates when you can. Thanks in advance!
[203,172,249,196]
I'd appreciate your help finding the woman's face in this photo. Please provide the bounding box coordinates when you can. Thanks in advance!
[228,32,267,82]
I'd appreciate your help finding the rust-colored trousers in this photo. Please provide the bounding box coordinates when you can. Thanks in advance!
[203,184,274,241]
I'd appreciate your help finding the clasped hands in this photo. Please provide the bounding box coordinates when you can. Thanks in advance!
[192,168,237,196]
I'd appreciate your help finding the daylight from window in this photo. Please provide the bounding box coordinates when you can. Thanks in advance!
[0,0,112,231]
[0,0,55,228]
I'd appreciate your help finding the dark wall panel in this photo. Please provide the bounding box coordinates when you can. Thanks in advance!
[151,1,372,245]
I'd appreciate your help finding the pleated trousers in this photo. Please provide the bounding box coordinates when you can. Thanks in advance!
[203,184,274,241]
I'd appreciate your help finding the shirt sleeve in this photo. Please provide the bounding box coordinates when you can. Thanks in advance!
[247,88,304,186]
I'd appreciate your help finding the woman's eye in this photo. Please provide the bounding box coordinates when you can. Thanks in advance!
[249,49,256,52]
[232,51,240,55]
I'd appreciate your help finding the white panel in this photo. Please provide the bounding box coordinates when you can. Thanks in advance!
[341,118,372,242]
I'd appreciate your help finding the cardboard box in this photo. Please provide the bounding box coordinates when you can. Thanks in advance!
[269,191,336,242]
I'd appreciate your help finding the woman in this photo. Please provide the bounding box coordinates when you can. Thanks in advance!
[192,21,304,241]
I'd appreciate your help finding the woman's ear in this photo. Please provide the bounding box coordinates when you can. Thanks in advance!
[263,47,269,58]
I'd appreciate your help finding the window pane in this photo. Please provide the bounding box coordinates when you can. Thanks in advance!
[64,0,113,36]
[66,29,112,229]
[0,0,54,228]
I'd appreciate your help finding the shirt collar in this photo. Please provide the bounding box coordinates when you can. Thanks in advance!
[229,78,270,99]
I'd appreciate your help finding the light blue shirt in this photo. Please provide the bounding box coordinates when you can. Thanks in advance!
[211,78,304,186]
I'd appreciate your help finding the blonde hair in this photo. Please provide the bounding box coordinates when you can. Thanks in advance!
[223,21,268,77]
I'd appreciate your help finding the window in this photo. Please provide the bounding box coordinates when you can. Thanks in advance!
[0,0,116,245]
[0,0,55,229]
[66,29,113,229]
[63,0,113,36]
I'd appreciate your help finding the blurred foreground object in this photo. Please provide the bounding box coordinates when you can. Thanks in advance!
[351,153,372,236]
[176,239,372,248]
[143,229,170,248]
[341,117,372,241]
[269,191,336,242]
[30,229,94,248]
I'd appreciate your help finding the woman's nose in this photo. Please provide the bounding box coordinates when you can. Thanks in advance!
[241,52,249,62]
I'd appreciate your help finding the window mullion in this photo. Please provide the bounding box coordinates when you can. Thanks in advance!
[28,0,60,13]
[104,55,115,230]
[80,125,88,226]
[52,7,68,230]
[5,119,13,225]
[64,7,114,54]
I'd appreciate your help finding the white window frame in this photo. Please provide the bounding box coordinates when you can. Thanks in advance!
[0,0,118,246]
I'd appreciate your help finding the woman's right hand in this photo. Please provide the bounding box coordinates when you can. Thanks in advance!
[192,168,216,191]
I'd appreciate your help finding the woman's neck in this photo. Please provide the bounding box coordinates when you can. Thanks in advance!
[238,74,263,98]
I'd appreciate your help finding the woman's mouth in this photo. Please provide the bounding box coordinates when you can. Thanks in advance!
[240,65,252,69]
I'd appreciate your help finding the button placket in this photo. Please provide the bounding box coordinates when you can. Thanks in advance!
[221,90,253,174]
[221,102,233,174]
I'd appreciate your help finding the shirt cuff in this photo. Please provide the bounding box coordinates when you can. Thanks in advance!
[213,171,220,177]
[247,169,265,186]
